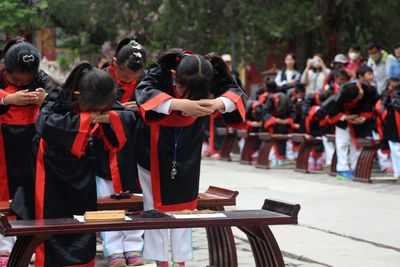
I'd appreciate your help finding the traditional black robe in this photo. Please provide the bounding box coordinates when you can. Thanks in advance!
[135,52,246,211]
[324,81,377,148]
[94,65,141,193]
[34,88,135,267]
[262,93,296,159]
[0,69,51,211]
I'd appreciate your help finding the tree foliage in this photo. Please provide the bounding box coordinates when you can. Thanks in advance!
[2,0,400,66]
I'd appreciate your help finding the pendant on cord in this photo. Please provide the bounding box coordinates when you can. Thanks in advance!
[171,160,177,180]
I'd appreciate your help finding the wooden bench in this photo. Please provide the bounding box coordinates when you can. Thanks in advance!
[0,199,300,267]
[216,127,238,161]
[255,134,291,169]
[237,130,259,164]
[326,134,337,176]
[353,138,381,183]
[292,134,323,173]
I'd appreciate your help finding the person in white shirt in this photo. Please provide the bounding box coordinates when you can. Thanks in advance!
[367,43,395,94]
[301,54,331,95]
[274,53,301,91]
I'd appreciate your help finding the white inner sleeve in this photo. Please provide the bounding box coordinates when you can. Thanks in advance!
[152,99,173,115]
[219,97,237,113]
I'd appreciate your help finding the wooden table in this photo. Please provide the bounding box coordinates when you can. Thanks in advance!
[1,186,240,267]
[0,199,300,267]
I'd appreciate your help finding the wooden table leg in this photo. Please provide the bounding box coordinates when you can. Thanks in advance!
[238,225,284,267]
[240,136,258,165]
[295,142,311,173]
[220,134,236,161]
[7,234,49,267]
[353,147,377,183]
[204,206,238,267]
[256,140,273,169]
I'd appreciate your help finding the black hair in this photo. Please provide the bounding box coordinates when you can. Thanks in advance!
[335,68,351,80]
[4,41,40,74]
[115,37,146,72]
[252,104,264,121]
[341,82,365,102]
[265,80,278,93]
[356,64,373,78]
[349,44,361,52]
[176,54,213,100]
[367,43,381,51]
[63,62,116,111]
[318,89,334,103]
[1,37,25,59]
[394,42,400,50]
[295,83,306,94]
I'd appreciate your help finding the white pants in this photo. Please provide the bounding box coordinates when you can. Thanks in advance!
[0,235,15,254]
[389,141,400,178]
[96,177,144,256]
[286,140,295,160]
[335,126,361,171]
[137,165,192,262]
[372,131,392,171]
[322,135,334,166]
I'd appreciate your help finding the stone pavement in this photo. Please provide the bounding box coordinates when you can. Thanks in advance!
[96,159,400,267]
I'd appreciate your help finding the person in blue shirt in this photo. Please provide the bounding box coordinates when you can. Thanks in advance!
[388,42,400,80]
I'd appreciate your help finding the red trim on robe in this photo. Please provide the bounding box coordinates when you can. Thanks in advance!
[108,65,138,103]
[150,125,198,211]
[359,111,373,119]
[139,92,173,122]
[395,110,400,140]
[264,117,276,129]
[107,111,128,193]
[221,91,246,123]
[35,139,47,267]
[306,106,319,134]
[0,127,9,201]
[70,113,92,158]
[375,101,384,139]
[330,112,344,124]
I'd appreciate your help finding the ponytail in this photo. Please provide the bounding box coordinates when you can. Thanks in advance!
[63,62,116,111]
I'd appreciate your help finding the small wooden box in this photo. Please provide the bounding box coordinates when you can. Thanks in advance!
[84,210,126,222]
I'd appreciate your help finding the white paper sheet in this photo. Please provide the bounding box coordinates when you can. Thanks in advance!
[73,215,132,223]
[170,213,227,219]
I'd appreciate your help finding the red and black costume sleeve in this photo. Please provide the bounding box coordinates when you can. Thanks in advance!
[383,91,400,143]
[93,104,140,193]
[0,69,52,211]
[33,88,96,267]
[135,52,246,212]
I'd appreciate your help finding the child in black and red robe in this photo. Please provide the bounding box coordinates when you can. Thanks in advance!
[375,77,400,179]
[263,92,296,166]
[135,50,246,267]
[323,80,377,180]
[0,39,53,261]
[95,37,146,266]
[302,90,334,170]
[33,62,136,267]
